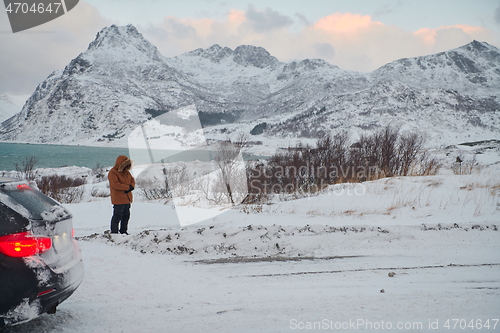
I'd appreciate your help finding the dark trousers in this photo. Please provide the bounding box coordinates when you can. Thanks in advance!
[110,204,131,234]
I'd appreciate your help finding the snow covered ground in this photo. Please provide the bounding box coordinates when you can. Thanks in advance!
[2,149,500,332]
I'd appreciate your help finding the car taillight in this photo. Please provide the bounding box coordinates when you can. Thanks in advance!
[0,232,52,257]
[16,184,31,190]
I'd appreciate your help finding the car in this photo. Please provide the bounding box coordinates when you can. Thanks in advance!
[0,177,84,326]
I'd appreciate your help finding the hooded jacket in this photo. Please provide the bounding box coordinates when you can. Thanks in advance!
[108,155,136,205]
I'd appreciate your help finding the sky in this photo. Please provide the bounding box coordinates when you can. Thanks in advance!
[1,0,500,98]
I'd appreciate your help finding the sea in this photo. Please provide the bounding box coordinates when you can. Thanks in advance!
[0,142,129,171]
[0,142,266,171]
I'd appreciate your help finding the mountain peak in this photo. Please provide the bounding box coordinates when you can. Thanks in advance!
[233,45,278,68]
[454,40,500,59]
[183,44,279,68]
[466,40,492,52]
[85,24,162,62]
[187,44,233,63]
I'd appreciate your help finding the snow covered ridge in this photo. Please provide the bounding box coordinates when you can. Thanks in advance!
[0,24,499,146]
[76,223,499,260]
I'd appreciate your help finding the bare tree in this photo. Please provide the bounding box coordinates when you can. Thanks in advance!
[234,132,250,150]
[214,138,248,205]
[15,156,39,180]
[398,132,425,176]
[214,140,239,204]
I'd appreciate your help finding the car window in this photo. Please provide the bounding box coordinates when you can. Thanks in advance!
[0,201,30,235]
[0,184,69,221]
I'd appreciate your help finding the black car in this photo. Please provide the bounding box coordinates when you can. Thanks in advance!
[0,177,84,326]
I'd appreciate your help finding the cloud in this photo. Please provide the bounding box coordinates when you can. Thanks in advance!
[373,4,394,18]
[0,1,111,95]
[143,9,500,74]
[314,43,335,58]
[312,15,495,70]
[161,17,199,39]
[312,13,380,34]
[414,24,494,51]
[295,13,311,27]
[495,2,500,24]
[244,5,293,33]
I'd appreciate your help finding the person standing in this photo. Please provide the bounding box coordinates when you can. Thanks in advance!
[108,155,135,234]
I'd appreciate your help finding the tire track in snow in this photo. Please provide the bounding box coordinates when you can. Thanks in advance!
[247,262,500,277]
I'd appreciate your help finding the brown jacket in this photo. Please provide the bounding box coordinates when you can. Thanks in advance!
[108,155,136,205]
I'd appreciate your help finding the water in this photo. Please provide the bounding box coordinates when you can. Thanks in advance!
[0,143,129,171]
[0,143,268,171]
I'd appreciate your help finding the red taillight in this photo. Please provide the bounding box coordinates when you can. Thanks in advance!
[16,184,31,190]
[37,288,55,297]
[0,232,52,258]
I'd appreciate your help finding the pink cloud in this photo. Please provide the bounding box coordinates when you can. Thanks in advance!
[177,17,215,38]
[414,24,491,45]
[228,9,246,24]
[143,9,500,73]
[313,13,382,34]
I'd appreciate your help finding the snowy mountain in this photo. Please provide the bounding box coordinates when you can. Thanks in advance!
[0,24,499,146]
[372,40,500,92]
[267,41,500,142]
[0,95,21,123]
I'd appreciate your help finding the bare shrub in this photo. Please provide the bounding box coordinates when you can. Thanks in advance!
[233,132,250,150]
[15,156,39,180]
[363,126,400,177]
[91,187,110,198]
[246,126,440,200]
[196,173,227,205]
[137,177,170,201]
[166,163,191,197]
[398,132,425,176]
[136,164,191,201]
[414,152,442,176]
[140,184,170,200]
[37,175,86,203]
[356,127,425,177]
[92,163,107,181]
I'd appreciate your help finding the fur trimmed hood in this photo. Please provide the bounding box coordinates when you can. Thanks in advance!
[114,155,132,172]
